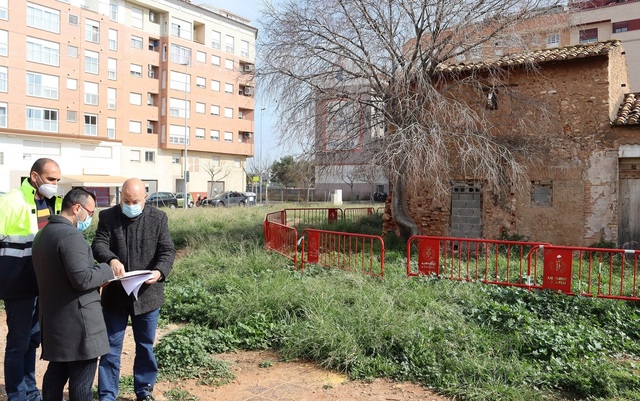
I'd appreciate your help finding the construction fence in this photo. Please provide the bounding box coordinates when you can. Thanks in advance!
[264,208,640,301]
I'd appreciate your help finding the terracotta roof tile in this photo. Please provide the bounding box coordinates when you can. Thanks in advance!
[614,93,640,125]
[438,40,622,73]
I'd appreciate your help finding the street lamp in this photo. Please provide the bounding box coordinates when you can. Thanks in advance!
[259,107,265,204]
[182,60,190,209]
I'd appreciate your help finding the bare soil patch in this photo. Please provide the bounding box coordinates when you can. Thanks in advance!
[0,311,450,401]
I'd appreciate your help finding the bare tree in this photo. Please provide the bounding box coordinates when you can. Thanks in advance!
[258,0,564,240]
[202,159,232,197]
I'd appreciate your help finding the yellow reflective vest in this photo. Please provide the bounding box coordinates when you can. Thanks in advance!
[0,178,62,299]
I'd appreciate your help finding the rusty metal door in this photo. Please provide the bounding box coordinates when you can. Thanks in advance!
[619,158,640,249]
[450,182,482,238]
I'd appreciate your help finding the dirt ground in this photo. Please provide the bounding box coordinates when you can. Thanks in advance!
[0,311,450,401]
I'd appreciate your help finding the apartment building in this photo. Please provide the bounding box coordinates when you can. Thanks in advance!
[0,0,256,205]
[569,0,640,90]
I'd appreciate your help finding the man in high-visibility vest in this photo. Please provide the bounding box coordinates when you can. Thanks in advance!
[0,158,62,401]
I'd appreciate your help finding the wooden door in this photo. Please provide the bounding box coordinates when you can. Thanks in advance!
[619,158,640,249]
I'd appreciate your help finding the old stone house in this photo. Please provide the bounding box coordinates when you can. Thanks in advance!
[389,39,640,247]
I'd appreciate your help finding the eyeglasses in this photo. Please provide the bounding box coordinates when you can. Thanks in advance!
[78,203,95,217]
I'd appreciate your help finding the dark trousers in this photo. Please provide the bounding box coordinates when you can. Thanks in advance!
[42,358,97,401]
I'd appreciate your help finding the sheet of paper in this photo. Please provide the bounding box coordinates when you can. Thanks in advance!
[109,270,154,300]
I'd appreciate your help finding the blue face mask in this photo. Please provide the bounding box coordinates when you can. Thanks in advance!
[122,203,143,218]
[77,215,92,232]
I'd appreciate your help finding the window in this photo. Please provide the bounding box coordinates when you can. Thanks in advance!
[224,131,233,142]
[195,128,205,139]
[172,154,180,164]
[131,36,143,49]
[0,30,6,57]
[27,3,60,33]
[66,78,77,90]
[84,82,98,105]
[225,59,234,70]
[169,124,189,145]
[170,44,191,65]
[68,14,78,25]
[109,1,118,21]
[130,150,140,161]
[130,92,142,105]
[26,37,59,66]
[144,151,155,162]
[485,87,498,110]
[210,129,219,140]
[212,30,221,49]
[85,19,100,43]
[579,28,598,44]
[108,58,116,80]
[0,0,7,20]
[85,50,98,74]
[107,117,116,138]
[67,45,78,58]
[211,80,220,91]
[211,55,220,66]
[130,64,142,77]
[613,21,628,33]
[546,33,560,48]
[0,66,6,92]
[108,29,118,51]
[66,110,77,123]
[531,181,552,207]
[169,98,189,118]
[224,107,233,118]
[131,7,143,29]
[0,102,6,128]
[26,72,59,99]
[196,50,206,63]
[240,40,249,58]
[129,120,141,134]
[107,88,116,110]
[225,35,234,53]
[196,76,206,88]
[211,156,220,167]
[210,105,220,116]
[147,120,154,133]
[225,83,233,94]
[196,102,205,114]
[27,107,58,132]
[171,17,192,40]
[234,158,241,168]
[170,71,190,92]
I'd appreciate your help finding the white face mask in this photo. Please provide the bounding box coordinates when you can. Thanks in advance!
[36,174,58,199]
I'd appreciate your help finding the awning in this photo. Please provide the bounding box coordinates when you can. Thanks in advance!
[60,175,130,187]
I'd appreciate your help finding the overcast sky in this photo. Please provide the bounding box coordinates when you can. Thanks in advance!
[197,0,287,166]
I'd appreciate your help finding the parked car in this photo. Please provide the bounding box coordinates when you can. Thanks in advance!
[176,192,194,208]
[145,192,178,209]
[207,191,248,207]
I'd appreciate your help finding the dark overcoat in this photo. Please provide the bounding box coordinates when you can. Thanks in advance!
[32,215,114,362]
[91,205,175,315]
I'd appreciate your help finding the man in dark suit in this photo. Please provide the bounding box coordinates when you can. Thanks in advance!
[32,187,121,401]
[92,178,175,401]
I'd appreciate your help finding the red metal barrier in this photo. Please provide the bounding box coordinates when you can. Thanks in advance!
[274,208,344,228]
[537,245,640,301]
[343,207,374,222]
[302,228,385,278]
[264,220,299,268]
[406,236,548,288]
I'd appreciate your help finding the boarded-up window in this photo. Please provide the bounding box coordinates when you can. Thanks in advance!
[531,181,552,207]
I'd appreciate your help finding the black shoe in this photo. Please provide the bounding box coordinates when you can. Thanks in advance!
[137,396,155,401]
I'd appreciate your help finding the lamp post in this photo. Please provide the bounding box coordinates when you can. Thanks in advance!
[259,107,265,204]
[182,60,190,209]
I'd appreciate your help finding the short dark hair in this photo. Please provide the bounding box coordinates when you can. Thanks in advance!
[30,158,58,175]
[62,187,96,211]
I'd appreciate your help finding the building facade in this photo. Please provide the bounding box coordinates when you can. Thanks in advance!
[0,0,256,205]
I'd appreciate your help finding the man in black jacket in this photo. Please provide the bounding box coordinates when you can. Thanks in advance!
[92,178,175,401]
[32,187,116,401]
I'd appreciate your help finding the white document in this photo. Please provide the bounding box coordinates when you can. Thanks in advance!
[109,270,154,300]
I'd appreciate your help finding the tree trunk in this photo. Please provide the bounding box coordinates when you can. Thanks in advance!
[391,172,419,242]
